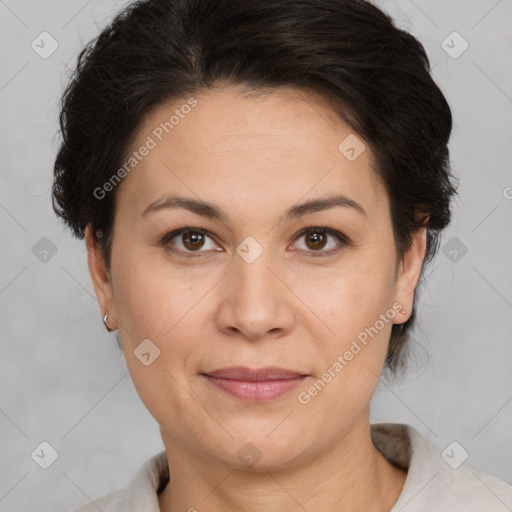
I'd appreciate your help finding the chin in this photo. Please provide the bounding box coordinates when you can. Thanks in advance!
[211,423,314,471]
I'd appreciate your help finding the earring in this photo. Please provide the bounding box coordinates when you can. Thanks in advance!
[103,312,114,332]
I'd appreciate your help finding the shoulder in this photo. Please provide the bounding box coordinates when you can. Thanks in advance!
[435,463,512,510]
[69,449,169,512]
[70,488,125,512]
[371,423,512,511]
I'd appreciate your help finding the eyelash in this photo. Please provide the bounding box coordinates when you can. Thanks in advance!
[159,225,350,258]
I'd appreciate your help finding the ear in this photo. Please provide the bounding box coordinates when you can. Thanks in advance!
[85,224,118,330]
[393,225,427,324]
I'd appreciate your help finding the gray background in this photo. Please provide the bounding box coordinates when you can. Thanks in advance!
[1,0,511,510]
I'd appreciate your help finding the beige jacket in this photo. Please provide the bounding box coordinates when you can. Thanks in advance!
[72,423,512,511]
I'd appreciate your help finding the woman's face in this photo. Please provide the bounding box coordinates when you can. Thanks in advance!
[87,86,426,469]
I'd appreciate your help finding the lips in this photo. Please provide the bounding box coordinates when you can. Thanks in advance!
[202,366,308,402]
[204,366,306,380]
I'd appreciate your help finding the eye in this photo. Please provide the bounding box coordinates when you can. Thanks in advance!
[160,226,221,257]
[159,225,349,258]
[291,226,349,257]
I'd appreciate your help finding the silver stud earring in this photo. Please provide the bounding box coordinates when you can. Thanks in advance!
[103,312,113,332]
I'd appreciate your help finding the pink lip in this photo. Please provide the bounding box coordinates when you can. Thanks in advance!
[202,366,307,402]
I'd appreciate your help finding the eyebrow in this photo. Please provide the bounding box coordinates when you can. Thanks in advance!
[141,194,367,222]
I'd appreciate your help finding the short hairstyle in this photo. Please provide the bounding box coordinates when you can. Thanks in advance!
[52,0,459,376]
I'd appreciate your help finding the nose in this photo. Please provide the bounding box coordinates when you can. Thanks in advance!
[214,249,296,342]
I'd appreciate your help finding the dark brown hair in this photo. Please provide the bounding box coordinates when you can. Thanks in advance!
[52,0,458,376]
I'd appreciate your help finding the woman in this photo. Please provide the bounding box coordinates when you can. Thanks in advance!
[52,0,512,510]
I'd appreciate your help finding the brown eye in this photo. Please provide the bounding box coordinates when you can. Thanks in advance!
[160,225,348,258]
[293,227,348,256]
[181,231,206,251]
[161,227,220,256]
[304,230,328,251]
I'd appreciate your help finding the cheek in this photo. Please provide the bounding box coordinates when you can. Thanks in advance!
[111,253,209,424]
[318,254,396,335]
[306,248,397,385]
[111,247,196,346]
[300,292,394,422]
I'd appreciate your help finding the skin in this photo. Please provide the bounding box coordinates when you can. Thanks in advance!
[86,85,426,512]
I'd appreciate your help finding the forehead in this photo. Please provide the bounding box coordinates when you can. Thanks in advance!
[116,86,387,224]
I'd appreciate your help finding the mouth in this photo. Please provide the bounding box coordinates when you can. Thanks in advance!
[201,366,308,402]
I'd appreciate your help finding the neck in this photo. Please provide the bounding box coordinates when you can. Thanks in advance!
[158,416,407,512]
